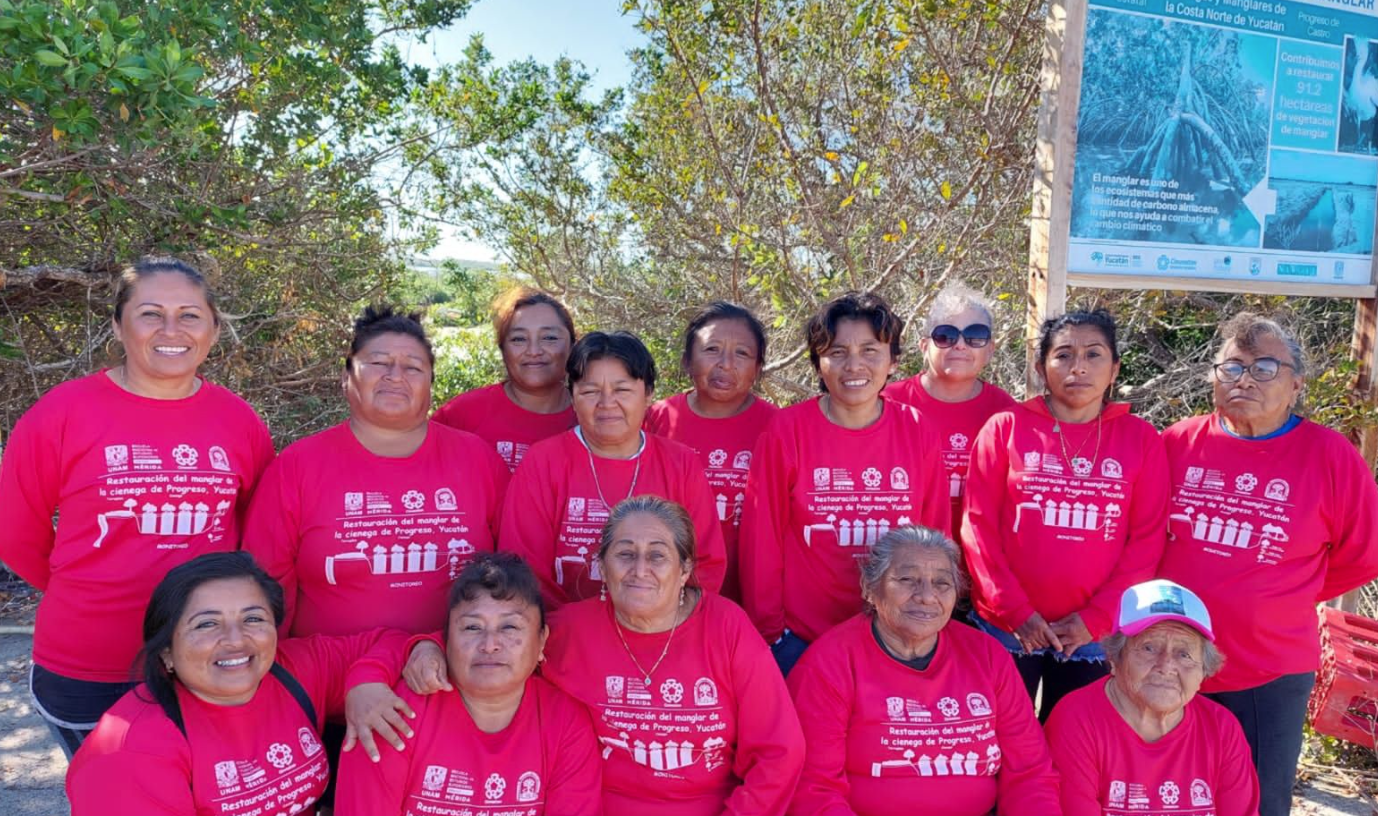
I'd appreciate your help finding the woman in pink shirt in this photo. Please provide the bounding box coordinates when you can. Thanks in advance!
[500,331,727,608]
[646,302,779,600]
[883,282,1016,540]
[789,526,1059,816]
[1158,313,1378,816]
[0,257,274,758]
[336,553,603,816]
[962,309,1169,720]
[740,292,949,674]
[67,552,416,816]
[432,287,577,471]
[1046,579,1260,816]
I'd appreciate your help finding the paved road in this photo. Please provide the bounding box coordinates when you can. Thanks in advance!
[0,630,1370,815]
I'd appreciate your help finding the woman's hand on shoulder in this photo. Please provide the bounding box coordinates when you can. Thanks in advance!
[403,640,452,694]
[342,683,416,762]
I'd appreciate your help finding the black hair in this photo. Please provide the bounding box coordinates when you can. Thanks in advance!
[566,331,656,394]
[137,552,285,720]
[805,291,904,386]
[113,257,220,326]
[345,304,435,372]
[1037,309,1121,364]
[680,301,768,368]
[493,287,577,347]
[447,552,546,629]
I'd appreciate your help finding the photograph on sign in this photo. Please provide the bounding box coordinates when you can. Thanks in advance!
[1065,0,1378,288]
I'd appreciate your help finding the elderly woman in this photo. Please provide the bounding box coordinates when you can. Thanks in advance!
[244,305,509,639]
[336,553,603,815]
[501,331,726,607]
[883,282,1015,539]
[788,526,1059,816]
[66,552,417,816]
[433,287,577,471]
[406,496,804,816]
[1046,579,1260,815]
[646,302,779,599]
[962,309,1169,720]
[740,291,949,673]
[0,257,275,756]
[1158,312,1378,816]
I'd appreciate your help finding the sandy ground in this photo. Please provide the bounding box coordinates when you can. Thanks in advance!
[0,629,1372,815]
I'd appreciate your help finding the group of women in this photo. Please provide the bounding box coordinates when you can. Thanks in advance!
[1,255,1376,816]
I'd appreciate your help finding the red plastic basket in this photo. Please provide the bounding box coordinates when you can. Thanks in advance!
[1310,609,1378,748]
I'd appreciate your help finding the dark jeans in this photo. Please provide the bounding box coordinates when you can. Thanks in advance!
[1013,651,1110,722]
[1206,672,1315,816]
[772,630,809,677]
[30,663,138,760]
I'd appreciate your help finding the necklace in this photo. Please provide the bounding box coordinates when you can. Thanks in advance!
[1053,408,1103,478]
[612,607,681,685]
[584,432,643,512]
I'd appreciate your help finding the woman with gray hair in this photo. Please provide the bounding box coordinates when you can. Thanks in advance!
[1158,311,1378,816]
[885,282,1016,539]
[402,495,804,816]
[1046,579,1260,815]
[788,526,1058,816]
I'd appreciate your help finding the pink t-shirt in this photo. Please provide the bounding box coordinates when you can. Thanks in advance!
[1046,677,1260,816]
[433,382,576,472]
[883,377,1017,540]
[542,594,804,816]
[336,675,603,816]
[645,392,779,599]
[0,371,274,681]
[787,615,1059,816]
[243,422,508,637]
[738,397,950,642]
[961,397,1169,638]
[499,430,726,609]
[1159,414,1378,691]
[67,630,406,816]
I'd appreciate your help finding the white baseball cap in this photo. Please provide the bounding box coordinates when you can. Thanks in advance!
[1116,579,1214,641]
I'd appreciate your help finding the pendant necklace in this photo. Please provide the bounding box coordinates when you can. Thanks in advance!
[1053,408,1103,478]
[613,607,681,686]
[583,430,644,511]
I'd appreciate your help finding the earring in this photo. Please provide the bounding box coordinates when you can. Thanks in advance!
[679,587,686,608]
[600,582,607,602]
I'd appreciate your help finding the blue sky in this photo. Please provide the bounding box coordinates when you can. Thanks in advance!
[397,1,645,260]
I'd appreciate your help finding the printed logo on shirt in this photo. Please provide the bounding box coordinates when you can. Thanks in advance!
[1265,478,1290,501]
[1101,458,1123,479]
[423,765,447,793]
[401,489,425,511]
[91,497,233,549]
[214,760,239,791]
[298,727,322,758]
[660,678,685,706]
[732,450,751,470]
[1185,466,1204,486]
[889,467,909,491]
[708,448,728,468]
[862,467,883,489]
[515,771,541,803]
[131,444,163,470]
[885,696,933,722]
[172,444,199,468]
[495,440,530,469]
[435,487,458,511]
[1235,473,1258,494]
[1190,779,1213,806]
[344,492,364,515]
[104,445,129,471]
[265,742,294,770]
[714,492,746,524]
[1170,463,1296,566]
[209,445,231,471]
[965,693,991,717]
[1108,780,1127,805]
[606,675,625,702]
[948,433,969,451]
[484,773,507,801]
[324,538,473,586]
[694,678,719,706]
[803,515,912,549]
[936,696,961,719]
[1159,780,1180,806]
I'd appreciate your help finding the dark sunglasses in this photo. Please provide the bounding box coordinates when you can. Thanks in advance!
[930,323,992,349]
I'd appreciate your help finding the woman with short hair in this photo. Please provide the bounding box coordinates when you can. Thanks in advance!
[962,309,1169,720]
[883,282,1015,540]
[1046,579,1260,815]
[501,330,726,608]
[336,553,603,816]
[1158,312,1378,816]
[788,526,1059,816]
[433,287,577,471]
[646,301,779,599]
[740,292,949,673]
[0,257,275,756]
